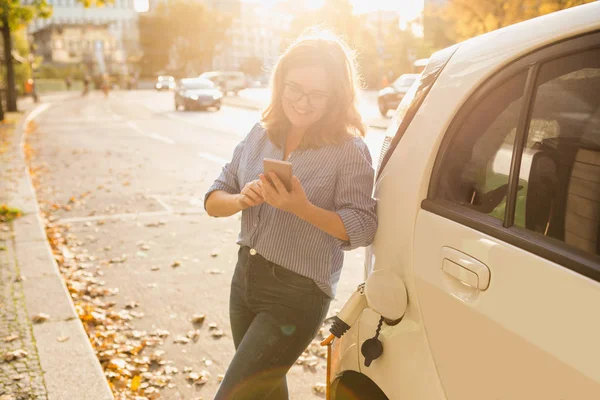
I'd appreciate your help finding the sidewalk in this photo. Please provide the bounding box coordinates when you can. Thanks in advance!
[0,109,113,400]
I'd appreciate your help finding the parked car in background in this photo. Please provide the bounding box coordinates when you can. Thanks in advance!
[155,75,175,91]
[198,71,246,95]
[174,78,222,111]
[330,3,600,400]
[377,73,419,116]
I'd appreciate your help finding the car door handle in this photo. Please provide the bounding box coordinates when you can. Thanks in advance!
[441,247,490,290]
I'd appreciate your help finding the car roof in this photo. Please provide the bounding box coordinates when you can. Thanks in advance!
[180,78,214,85]
[440,2,600,88]
[200,71,244,76]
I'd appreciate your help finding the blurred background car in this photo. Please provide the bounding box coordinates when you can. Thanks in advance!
[155,75,176,91]
[377,73,420,116]
[198,71,246,95]
[174,78,222,111]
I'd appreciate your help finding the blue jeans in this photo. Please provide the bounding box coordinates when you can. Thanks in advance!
[214,246,331,400]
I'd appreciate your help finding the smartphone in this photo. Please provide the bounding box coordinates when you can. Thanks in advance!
[263,158,293,191]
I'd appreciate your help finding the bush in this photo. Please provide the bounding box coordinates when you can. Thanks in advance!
[35,64,85,80]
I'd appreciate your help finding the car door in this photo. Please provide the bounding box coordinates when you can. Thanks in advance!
[414,33,600,399]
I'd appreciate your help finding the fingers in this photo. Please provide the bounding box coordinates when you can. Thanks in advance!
[258,174,277,206]
[269,172,287,194]
[291,176,301,192]
[247,181,263,198]
[259,174,275,196]
[241,188,261,205]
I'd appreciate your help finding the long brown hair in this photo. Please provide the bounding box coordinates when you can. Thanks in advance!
[261,29,365,150]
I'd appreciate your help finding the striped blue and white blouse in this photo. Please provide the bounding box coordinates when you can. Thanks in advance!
[204,123,377,298]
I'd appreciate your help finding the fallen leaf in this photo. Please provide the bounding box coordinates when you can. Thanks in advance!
[205,269,223,275]
[171,260,181,268]
[2,334,19,343]
[211,330,225,339]
[191,314,206,324]
[187,330,200,341]
[125,301,140,309]
[130,375,142,391]
[56,336,70,342]
[313,383,326,395]
[174,336,190,344]
[3,349,28,362]
[32,313,50,323]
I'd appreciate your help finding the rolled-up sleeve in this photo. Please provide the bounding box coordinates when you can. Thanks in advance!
[203,136,246,211]
[335,138,378,250]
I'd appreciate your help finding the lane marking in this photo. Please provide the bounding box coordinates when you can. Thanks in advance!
[127,121,175,144]
[56,210,170,224]
[150,195,174,213]
[147,133,175,144]
[127,121,143,134]
[198,152,228,165]
[166,113,246,138]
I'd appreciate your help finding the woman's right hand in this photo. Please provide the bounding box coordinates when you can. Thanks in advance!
[236,180,264,210]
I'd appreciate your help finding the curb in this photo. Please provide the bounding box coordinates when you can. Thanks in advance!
[9,105,114,400]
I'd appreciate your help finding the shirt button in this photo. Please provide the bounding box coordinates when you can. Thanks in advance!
[249,248,257,256]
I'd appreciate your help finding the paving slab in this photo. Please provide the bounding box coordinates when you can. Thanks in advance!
[1,109,114,400]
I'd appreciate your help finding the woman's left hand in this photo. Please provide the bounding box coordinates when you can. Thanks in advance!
[259,173,310,216]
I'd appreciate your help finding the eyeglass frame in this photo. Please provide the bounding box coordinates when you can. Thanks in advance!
[281,83,331,110]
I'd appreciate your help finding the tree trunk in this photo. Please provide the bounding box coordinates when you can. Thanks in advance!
[0,88,4,121]
[1,10,17,112]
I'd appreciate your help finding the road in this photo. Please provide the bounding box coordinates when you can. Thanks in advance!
[25,90,388,399]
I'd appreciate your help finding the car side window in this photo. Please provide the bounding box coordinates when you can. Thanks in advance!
[518,49,600,256]
[435,71,528,222]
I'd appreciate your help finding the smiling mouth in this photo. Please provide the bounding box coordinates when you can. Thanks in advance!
[292,105,311,115]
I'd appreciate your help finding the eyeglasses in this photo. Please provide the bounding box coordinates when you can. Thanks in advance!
[282,83,330,110]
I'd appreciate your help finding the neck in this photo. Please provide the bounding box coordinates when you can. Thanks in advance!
[289,125,306,138]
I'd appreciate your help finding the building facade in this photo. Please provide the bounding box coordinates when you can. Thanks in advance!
[211,1,289,78]
[33,24,125,75]
[30,0,139,66]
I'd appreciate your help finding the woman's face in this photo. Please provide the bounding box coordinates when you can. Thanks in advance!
[281,65,331,131]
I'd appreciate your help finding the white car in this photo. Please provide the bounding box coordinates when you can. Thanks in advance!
[198,71,246,95]
[330,3,600,400]
[155,75,175,91]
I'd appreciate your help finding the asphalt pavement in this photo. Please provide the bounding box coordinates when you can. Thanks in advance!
[18,90,384,399]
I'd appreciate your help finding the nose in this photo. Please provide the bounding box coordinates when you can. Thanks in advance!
[296,93,310,108]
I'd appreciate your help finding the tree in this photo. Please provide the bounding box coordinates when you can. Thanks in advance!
[138,1,231,77]
[1,0,51,112]
[1,0,113,114]
[285,0,381,87]
[240,57,263,77]
[443,0,595,42]
[138,8,172,77]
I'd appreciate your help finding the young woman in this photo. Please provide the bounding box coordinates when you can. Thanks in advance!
[204,30,378,400]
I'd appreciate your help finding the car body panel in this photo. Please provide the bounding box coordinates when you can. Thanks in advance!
[414,211,600,399]
[330,3,600,399]
[175,79,222,110]
[199,71,246,93]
